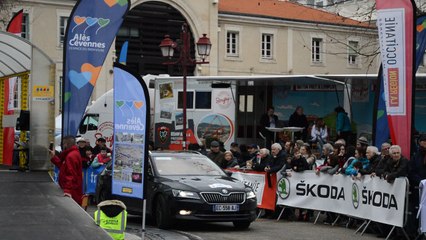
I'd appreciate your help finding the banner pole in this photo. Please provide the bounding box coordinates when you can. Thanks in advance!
[141,199,146,240]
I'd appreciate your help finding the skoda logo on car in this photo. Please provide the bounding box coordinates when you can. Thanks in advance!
[277,177,290,200]
[222,189,229,194]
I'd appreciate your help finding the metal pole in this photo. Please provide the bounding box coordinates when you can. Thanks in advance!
[181,24,189,150]
[141,199,146,240]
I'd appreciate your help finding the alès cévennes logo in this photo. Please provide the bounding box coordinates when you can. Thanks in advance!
[68,16,110,51]
[277,177,290,200]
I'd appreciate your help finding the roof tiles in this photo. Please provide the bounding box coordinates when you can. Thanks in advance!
[219,0,373,28]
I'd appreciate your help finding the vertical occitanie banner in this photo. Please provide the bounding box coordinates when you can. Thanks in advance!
[376,0,415,157]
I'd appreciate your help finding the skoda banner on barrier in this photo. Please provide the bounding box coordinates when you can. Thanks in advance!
[62,0,129,137]
[376,0,415,157]
[276,172,407,227]
[112,63,150,199]
[231,170,277,210]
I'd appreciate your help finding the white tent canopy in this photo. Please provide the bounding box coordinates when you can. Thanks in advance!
[0,31,32,78]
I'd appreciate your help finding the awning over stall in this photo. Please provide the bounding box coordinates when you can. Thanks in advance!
[0,31,31,78]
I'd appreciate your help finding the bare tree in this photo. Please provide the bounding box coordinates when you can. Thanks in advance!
[0,0,21,30]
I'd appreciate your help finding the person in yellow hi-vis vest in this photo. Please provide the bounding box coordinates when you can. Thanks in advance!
[94,200,127,240]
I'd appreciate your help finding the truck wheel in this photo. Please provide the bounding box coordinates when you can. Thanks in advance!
[233,221,251,229]
[155,195,173,229]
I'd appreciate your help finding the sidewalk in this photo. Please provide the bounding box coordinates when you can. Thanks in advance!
[0,170,112,240]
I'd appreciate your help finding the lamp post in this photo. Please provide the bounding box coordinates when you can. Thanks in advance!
[159,23,211,150]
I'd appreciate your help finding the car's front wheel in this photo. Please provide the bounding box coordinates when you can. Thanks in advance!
[233,220,251,229]
[155,195,173,229]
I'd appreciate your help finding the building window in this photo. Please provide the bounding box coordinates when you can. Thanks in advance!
[311,38,323,63]
[177,91,194,109]
[59,16,68,46]
[195,92,211,109]
[177,91,212,110]
[12,77,21,110]
[117,26,139,37]
[226,31,239,57]
[21,13,30,39]
[348,40,359,65]
[261,33,273,59]
[238,94,253,113]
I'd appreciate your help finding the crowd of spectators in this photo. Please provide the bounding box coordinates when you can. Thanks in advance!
[198,133,419,238]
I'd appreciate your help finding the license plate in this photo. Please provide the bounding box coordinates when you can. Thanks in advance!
[213,204,239,212]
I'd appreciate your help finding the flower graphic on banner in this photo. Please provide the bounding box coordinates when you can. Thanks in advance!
[104,0,128,7]
[416,19,426,32]
[115,100,144,118]
[66,63,101,102]
[72,15,111,34]
[69,63,101,90]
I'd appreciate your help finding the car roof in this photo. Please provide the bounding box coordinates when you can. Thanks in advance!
[149,150,205,157]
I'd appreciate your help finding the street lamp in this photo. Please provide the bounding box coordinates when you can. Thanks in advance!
[159,23,211,150]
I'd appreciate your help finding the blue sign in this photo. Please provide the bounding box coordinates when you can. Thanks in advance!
[84,165,106,194]
[112,63,150,199]
[62,0,129,137]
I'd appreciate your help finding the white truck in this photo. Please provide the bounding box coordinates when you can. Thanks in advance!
[56,75,237,150]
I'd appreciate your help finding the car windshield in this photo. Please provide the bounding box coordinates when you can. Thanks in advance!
[153,155,225,176]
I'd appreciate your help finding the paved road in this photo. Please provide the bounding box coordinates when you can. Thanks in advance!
[124,213,382,240]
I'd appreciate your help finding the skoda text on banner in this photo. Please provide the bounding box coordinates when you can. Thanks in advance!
[376,0,415,157]
[62,0,129,137]
[276,172,407,227]
[112,64,150,199]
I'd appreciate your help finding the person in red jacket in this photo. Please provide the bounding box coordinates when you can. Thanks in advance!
[49,136,83,205]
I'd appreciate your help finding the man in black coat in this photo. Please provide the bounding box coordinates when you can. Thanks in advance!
[266,143,286,173]
[260,107,279,149]
[381,145,408,183]
[288,106,308,141]
[207,141,226,168]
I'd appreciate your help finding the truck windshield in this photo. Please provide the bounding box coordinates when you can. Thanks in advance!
[153,156,225,176]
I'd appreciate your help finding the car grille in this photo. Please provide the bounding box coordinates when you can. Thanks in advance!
[200,192,246,204]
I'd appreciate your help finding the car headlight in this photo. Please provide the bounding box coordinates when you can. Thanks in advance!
[172,189,200,199]
[246,191,256,199]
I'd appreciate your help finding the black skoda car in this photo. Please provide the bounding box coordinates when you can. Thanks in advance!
[95,151,257,229]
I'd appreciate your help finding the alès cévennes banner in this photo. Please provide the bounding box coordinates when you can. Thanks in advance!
[62,0,129,137]
[112,63,150,199]
[276,172,407,227]
[376,0,415,157]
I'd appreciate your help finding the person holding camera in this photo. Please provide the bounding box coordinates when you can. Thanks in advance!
[91,146,112,168]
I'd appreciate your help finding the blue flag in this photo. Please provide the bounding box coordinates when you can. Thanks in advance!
[375,15,426,148]
[62,0,129,137]
[119,41,129,65]
[112,63,150,199]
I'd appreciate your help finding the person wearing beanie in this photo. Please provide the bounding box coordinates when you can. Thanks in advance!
[207,141,225,168]
[357,136,369,150]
